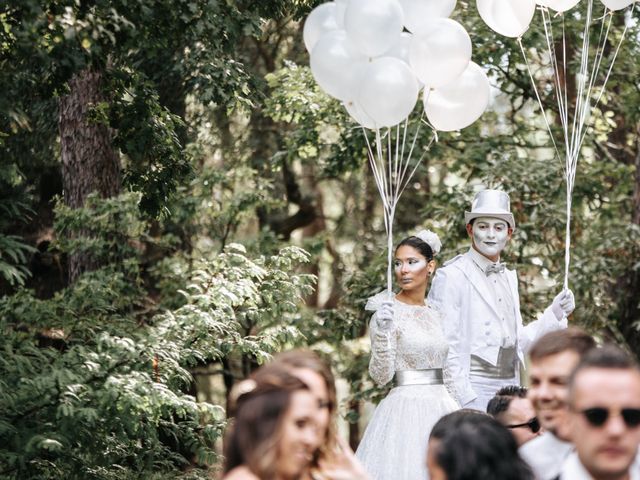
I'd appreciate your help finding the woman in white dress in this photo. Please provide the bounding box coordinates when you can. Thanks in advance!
[355,230,460,480]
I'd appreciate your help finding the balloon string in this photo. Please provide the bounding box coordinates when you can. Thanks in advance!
[361,118,437,298]
[527,0,632,290]
[517,37,562,164]
[564,187,571,290]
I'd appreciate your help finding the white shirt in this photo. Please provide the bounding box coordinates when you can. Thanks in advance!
[468,248,516,348]
[519,431,573,480]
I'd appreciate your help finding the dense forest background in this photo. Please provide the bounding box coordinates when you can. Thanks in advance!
[1,0,639,478]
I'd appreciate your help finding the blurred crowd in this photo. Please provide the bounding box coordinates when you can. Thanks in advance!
[220,329,640,480]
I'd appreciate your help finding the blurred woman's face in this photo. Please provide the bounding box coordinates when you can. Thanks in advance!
[277,390,319,479]
[292,368,332,438]
[426,439,447,480]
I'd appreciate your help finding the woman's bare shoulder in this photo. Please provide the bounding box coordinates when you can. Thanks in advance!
[222,466,260,480]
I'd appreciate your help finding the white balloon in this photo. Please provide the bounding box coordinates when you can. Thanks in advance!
[383,32,413,64]
[477,0,536,38]
[600,0,634,10]
[334,0,348,28]
[304,3,339,53]
[424,62,490,131]
[344,0,404,57]
[537,0,581,12]
[344,99,377,129]
[358,57,419,128]
[310,30,367,100]
[399,0,457,33]
[409,19,471,89]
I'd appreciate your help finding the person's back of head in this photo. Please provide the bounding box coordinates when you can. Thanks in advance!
[428,410,534,480]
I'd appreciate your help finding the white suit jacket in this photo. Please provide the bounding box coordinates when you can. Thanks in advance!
[427,250,567,406]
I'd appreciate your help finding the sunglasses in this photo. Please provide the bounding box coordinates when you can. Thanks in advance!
[506,417,541,433]
[580,407,640,428]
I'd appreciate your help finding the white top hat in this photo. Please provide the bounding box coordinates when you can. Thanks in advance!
[464,189,516,229]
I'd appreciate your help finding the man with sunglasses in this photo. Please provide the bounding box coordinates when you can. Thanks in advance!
[487,385,542,446]
[520,328,596,479]
[555,345,640,480]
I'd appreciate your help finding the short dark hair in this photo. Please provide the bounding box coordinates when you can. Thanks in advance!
[486,386,528,418]
[568,344,640,403]
[395,236,434,261]
[429,411,534,480]
[529,327,596,362]
[430,409,487,441]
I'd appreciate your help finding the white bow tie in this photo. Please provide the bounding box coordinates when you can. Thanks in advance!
[485,263,505,276]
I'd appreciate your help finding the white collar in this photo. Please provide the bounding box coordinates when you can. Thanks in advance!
[468,246,500,271]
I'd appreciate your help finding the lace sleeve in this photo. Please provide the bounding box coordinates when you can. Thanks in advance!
[441,346,462,408]
[368,311,397,387]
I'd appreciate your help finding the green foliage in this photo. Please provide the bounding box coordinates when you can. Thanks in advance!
[0,192,316,479]
[0,234,35,287]
[0,161,36,288]
[107,73,193,218]
[264,61,370,178]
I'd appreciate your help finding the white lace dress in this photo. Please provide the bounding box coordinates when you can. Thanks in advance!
[355,292,460,480]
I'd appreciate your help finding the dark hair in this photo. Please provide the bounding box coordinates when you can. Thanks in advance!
[429,411,534,480]
[270,349,338,464]
[430,409,488,441]
[529,327,596,362]
[223,368,310,479]
[568,344,640,403]
[486,386,528,417]
[395,236,434,261]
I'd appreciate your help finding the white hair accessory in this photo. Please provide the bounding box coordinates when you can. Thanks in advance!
[415,229,442,256]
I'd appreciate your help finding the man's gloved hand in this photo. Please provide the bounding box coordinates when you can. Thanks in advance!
[551,289,575,320]
[376,300,395,331]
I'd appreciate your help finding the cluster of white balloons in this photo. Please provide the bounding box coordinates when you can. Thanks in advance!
[304,0,490,132]
[477,0,636,38]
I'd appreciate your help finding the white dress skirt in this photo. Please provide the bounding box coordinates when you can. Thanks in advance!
[355,292,460,480]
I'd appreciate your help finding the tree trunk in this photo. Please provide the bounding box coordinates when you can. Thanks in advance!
[615,128,640,356]
[59,67,121,283]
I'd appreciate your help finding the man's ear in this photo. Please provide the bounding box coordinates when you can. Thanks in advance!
[466,223,474,237]
[507,227,514,239]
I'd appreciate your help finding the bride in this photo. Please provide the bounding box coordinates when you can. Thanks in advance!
[355,230,460,480]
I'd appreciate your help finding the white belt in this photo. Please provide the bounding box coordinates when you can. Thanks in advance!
[395,369,444,386]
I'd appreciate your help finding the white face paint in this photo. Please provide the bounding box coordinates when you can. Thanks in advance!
[470,217,511,261]
[393,257,427,273]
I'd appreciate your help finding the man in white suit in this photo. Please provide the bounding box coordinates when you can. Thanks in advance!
[427,189,575,410]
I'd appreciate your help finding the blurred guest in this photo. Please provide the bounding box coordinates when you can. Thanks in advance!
[427,409,534,480]
[224,369,319,480]
[556,345,640,480]
[519,328,596,480]
[270,349,369,480]
[487,385,542,446]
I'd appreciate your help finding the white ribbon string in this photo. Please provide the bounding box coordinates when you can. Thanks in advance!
[518,0,631,290]
[363,115,436,296]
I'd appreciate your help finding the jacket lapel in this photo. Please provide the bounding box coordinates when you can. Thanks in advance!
[452,252,501,319]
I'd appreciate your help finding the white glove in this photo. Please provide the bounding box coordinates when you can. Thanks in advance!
[376,300,395,331]
[551,289,575,320]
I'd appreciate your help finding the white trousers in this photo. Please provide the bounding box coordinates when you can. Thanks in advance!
[465,375,518,412]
